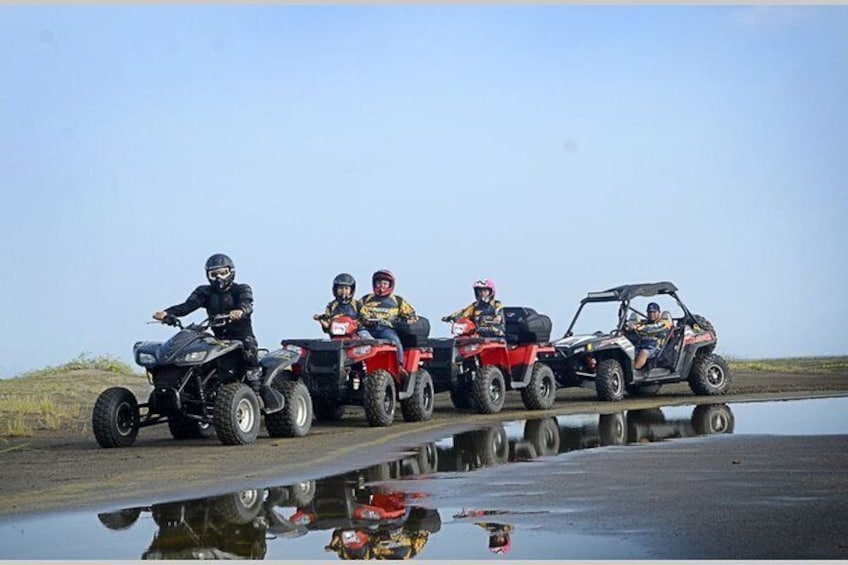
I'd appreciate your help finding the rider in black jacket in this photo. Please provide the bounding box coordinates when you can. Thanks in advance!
[153,254,283,413]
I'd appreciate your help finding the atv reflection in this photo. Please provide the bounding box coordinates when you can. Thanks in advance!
[97,484,313,560]
[435,403,735,471]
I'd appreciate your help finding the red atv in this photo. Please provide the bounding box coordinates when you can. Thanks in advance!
[426,307,557,414]
[281,315,434,427]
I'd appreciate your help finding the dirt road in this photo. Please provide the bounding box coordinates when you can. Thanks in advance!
[1,370,847,521]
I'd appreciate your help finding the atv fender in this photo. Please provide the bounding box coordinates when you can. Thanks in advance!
[397,348,433,400]
[507,344,555,388]
[260,349,302,386]
[200,341,244,364]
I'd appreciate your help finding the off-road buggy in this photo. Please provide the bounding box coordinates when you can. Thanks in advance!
[280,315,434,427]
[540,281,730,401]
[426,307,557,414]
[92,315,312,448]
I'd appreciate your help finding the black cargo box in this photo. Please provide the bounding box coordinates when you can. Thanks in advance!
[504,307,552,344]
[396,316,431,348]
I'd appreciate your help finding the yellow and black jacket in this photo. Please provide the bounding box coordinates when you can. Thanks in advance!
[446,299,505,337]
[359,293,417,328]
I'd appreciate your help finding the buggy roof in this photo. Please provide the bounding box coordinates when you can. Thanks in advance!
[581,281,679,304]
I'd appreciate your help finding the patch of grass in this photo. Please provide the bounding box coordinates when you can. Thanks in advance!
[725,355,848,374]
[1,352,147,438]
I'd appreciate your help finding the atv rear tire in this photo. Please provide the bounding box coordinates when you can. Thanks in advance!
[479,425,509,466]
[167,415,215,440]
[472,365,506,414]
[595,358,626,401]
[363,369,396,427]
[92,387,139,448]
[521,363,556,410]
[401,369,435,422]
[214,382,260,445]
[692,403,735,434]
[266,380,313,438]
[688,353,731,396]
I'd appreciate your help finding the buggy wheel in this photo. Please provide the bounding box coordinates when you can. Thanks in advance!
[524,417,560,457]
[401,369,435,422]
[363,369,396,427]
[97,508,141,530]
[599,412,627,445]
[595,358,625,401]
[692,403,735,435]
[521,363,556,410]
[314,399,345,422]
[167,415,215,440]
[214,382,260,445]
[265,381,313,438]
[449,384,473,410]
[212,489,264,525]
[92,387,139,448]
[472,366,506,414]
[688,354,731,396]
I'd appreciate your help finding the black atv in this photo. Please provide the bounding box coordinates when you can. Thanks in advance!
[92,314,312,448]
[540,281,731,401]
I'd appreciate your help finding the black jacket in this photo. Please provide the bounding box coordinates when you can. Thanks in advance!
[164,283,255,340]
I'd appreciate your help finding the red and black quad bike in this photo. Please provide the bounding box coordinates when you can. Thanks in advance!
[541,281,731,401]
[92,314,312,448]
[280,315,435,427]
[426,307,556,414]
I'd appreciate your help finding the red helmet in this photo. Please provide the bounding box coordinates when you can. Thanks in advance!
[473,279,496,302]
[372,269,395,297]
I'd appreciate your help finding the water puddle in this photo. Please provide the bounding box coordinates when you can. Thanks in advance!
[2,397,847,559]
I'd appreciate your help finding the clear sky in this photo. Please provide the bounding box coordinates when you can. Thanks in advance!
[1,5,846,377]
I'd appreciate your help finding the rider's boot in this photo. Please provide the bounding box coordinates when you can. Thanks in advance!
[246,368,284,415]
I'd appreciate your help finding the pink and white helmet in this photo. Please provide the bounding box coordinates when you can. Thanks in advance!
[473,279,496,302]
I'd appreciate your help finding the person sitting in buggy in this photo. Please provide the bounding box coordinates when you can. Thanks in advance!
[626,301,673,371]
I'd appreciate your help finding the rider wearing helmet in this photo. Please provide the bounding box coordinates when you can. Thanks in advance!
[314,273,363,334]
[441,279,505,338]
[625,301,673,371]
[358,269,418,374]
[152,254,283,413]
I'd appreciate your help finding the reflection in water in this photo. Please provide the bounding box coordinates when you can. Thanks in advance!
[95,403,734,560]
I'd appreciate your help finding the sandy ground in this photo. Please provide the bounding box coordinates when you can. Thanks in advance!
[1,368,847,557]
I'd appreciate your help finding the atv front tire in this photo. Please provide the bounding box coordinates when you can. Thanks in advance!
[688,353,731,396]
[92,387,139,448]
[401,369,435,422]
[363,369,396,427]
[472,365,506,414]
[214,382,260,445]
[212,489,264,524]
[265,380,313,438]
[595,358,626,401]
[521,363,556,410]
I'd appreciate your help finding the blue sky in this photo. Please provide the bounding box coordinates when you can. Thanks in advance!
[1,6,846,377]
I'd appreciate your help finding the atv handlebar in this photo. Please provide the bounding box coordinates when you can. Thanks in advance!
[156,314,231,331]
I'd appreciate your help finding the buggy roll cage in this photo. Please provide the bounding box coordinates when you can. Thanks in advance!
[563,281,697,338]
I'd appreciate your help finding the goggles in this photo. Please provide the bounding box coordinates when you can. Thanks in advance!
[207,267,232,280]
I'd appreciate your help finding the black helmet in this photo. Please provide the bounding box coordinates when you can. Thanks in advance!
[205,253,235,292]
[332,273,356,303]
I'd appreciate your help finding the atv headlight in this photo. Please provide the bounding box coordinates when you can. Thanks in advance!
[181,351,207,362]
[137,352,156,365]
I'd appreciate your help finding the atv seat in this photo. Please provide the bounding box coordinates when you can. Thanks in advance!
[654,312,681,370]
[396,316,431,348]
